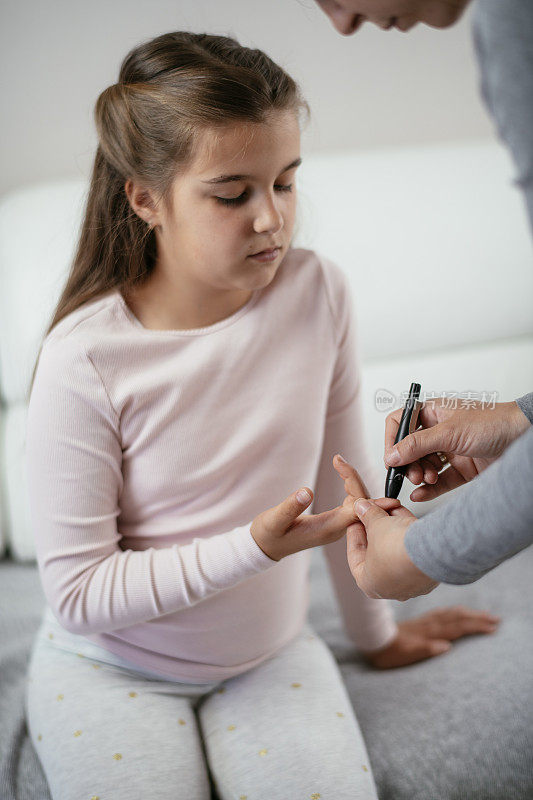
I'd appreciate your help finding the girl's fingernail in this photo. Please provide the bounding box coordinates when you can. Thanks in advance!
[296,489,311,505]
[336,454,347,464]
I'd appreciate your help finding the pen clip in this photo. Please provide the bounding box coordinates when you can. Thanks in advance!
[408,397,421,435]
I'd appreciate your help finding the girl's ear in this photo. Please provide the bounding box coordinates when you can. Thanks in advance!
[124,179,159,226]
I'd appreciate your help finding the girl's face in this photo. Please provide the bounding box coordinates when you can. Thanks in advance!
[152,109,301,297]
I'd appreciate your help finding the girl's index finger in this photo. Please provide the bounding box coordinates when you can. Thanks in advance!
[332,455,370,499]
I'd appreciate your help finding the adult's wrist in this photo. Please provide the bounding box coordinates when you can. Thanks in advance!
[395,524,439,600]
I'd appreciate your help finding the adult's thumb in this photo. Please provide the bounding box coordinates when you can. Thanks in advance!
[354,498,388,525]
[386,425,450,467]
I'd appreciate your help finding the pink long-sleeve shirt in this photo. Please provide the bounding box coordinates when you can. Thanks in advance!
[26,247,397,683]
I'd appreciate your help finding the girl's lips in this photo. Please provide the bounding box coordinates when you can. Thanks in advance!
[247,247,281,262]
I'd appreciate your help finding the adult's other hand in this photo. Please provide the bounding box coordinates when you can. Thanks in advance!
[333,454,438,599]
[384,399,530,502]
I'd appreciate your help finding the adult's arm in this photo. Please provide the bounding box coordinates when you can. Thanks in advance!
[405,0,533,584]
[472,0,533,233]
[404,419,533,584]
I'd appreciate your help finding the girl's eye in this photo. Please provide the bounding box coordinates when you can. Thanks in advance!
[214,183,293,207]
[215,192,247,206]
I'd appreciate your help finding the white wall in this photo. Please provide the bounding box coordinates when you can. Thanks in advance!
[0,0,494,198]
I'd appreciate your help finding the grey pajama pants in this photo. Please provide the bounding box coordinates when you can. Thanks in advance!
[24,621,379,800]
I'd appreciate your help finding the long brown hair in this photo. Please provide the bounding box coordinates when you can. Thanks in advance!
[27,31,309,400]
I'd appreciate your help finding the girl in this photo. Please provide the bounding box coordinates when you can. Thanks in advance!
[24,31,499,800]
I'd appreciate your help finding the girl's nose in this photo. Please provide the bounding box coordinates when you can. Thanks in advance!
[253,195,283,235]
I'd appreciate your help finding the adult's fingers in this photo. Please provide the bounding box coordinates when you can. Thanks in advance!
[374,497,402,512]
[353,497,389,524]
[405,456,437,486]
[406,454,445,485]
[388,505,418,521]
[385,416,446,484]
[425,452,449,473]
[346,522,372,593]
[383,408,404,456]
[385,423,454,468]
[409,464,466,501]
[346,522,367,564]
[384,402,443,457]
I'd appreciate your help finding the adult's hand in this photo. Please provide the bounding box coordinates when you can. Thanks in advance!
[384,399,530,502]
[333,454,438,599]
[331,455,501,648]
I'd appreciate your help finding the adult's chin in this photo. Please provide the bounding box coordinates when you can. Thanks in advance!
[422,1,470,29]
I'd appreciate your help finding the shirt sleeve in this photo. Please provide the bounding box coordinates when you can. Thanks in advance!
[25,337,276,636]
[404,425,533,584]
[516,392,533,424]
[311,257,398,652]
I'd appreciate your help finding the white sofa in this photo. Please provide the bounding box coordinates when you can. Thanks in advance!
[1,137,532,800]
[1,136,532,560]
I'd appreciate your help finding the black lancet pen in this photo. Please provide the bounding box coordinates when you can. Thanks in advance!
[385,382,422,499]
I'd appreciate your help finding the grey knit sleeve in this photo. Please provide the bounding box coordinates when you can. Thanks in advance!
[515,393,533,424]
[404,427,533,585]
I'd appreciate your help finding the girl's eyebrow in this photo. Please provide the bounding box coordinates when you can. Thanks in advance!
[201,157,302,185]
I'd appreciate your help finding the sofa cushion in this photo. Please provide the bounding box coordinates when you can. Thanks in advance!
[295,138,533,360]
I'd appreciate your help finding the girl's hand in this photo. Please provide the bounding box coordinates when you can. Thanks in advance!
[361,607,501,669]
[250,486,401,562]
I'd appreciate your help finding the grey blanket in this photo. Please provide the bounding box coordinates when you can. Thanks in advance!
[1,546,532,799]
